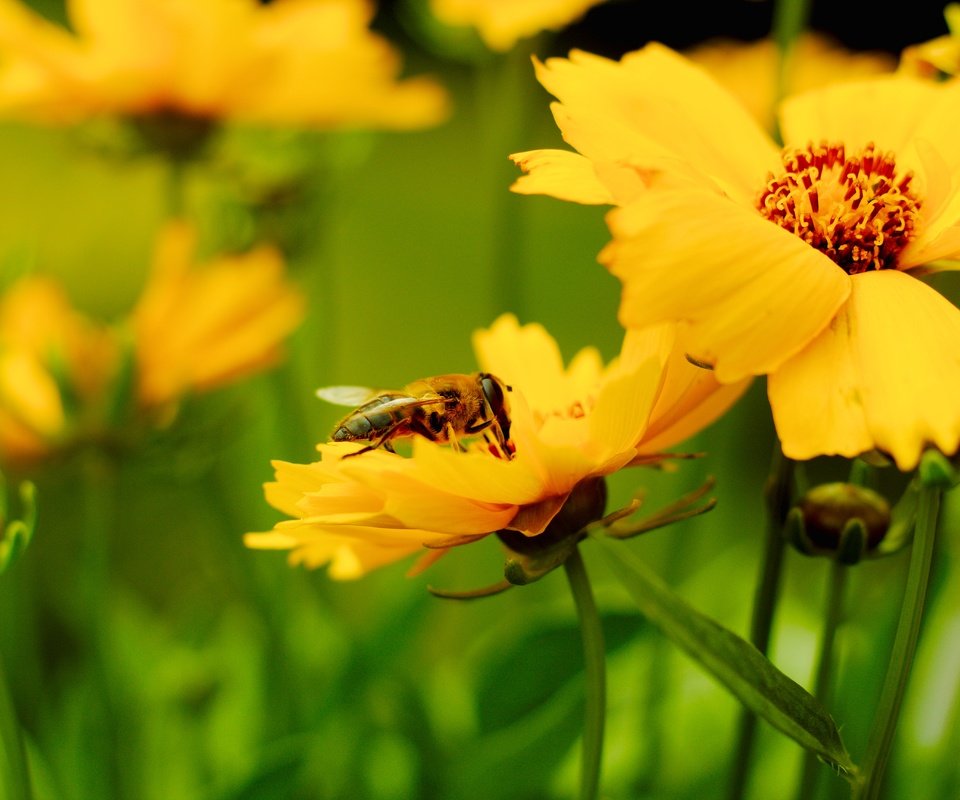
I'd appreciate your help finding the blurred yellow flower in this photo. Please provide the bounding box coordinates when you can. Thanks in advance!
[685,33,894,131]
[132,222,305,412]
[899,4,960,79]
[430,0,604,52]
[0,0,448,129]
[0,277,116,464]
[245,314,747,578]
[511,44,960,470]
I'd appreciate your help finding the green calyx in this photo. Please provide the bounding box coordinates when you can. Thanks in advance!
[499,477,607,586]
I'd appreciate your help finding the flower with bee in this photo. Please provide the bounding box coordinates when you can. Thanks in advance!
[245,314,748,579]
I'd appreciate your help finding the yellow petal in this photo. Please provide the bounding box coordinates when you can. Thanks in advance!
[430,0,602,52]
[632,326,753,453]
[603,188,851,383]
[779,77,960,178]
[685,34,893,133]
[533,44,781,205]
[769,270,960,470]
[588,356,660,460]
[473,313,601,416]
[510,148,614,204]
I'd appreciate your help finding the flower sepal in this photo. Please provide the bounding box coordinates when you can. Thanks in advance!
[600,477,717,540]
[129,112,220,163]
[499,477,607,586]
[918,449,960,490]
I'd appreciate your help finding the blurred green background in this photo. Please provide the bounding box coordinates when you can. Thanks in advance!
[0,1,959,799]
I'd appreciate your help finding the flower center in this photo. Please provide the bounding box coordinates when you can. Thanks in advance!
[757,142,921,274]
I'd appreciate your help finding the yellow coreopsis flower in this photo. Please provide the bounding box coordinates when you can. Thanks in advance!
[0,277,117,464]
[511,44,960,471]
[245,314,747,578]
[132,222,305,412]
[0,0,448,129]
[899,5,960,79]
[685,33,894,131]
[429,0,604,52]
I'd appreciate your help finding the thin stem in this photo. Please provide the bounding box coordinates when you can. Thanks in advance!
[80,452,126,800]
[564,546,606,800]
[854,486,941,800]
[727,449,794,800]
[0,650,31,800]
[796,561,848,800]
[165,157,188,219]
[772,0,811,102]
[475,41,541,318]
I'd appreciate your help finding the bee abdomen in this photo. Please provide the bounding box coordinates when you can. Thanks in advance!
[333,407,401,442]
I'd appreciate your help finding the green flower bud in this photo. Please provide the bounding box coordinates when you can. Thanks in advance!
[791,482,891,562]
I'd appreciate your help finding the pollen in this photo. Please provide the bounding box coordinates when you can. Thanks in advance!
[757,142,921,274]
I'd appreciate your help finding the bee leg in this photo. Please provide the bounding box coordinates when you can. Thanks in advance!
[445,424,463,453]
[489,422,514,460]
[341,432,399,459]
[341,445,374,459]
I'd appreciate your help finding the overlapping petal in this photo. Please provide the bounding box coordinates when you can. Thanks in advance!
[521,44,780,206]
[603,189,850,383]
[769,271,960,470]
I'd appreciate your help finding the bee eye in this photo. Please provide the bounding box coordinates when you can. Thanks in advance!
[480,374,512,442]
[480,375,504,414]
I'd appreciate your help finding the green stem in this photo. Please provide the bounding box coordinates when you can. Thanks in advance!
[564,546,605,800]
[796,560,848,800]
[165,157,188,219]
[772,0,811,100]
[475,41,541,318]
[0,650,30,800]
[854,486,941,800]
[727,449,794,800]
[80,452,126,800]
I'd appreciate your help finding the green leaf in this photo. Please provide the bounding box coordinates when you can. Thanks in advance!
[0,655,31,800]
[591,534,858,778]
[475,613,643,734]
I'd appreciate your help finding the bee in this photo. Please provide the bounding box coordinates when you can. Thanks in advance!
[317,372,514,459]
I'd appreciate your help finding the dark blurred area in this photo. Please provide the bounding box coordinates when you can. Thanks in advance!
[559,0,953,55]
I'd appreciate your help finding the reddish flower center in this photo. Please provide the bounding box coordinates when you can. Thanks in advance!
[757,142,921,274]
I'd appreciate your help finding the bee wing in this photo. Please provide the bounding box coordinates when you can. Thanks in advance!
[315,385,380,406]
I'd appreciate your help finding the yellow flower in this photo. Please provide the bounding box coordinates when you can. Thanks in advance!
[429,0,604,52]
[685,33,893,131]
[132,222,305,411]
[899,5,960,79]
[511,44,960,470]
[245,314,747,578]
[0,277,116,464]
[0,0,447,129]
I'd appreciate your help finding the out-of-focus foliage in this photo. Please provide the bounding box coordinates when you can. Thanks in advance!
[0,2,957,800]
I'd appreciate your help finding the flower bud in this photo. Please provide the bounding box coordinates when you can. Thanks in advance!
[791,482,891,562]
